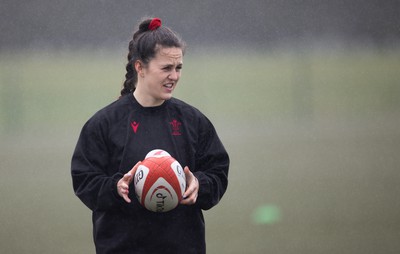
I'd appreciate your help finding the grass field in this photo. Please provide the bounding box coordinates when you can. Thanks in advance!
[1,47,400,253]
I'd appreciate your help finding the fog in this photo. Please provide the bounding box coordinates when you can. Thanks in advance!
[1,1,400,254]
[1,0,399,50]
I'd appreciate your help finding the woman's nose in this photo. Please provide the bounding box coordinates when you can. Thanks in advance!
[168,70,179,80]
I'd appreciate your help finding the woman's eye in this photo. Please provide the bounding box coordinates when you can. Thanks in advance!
[163,65,182,72]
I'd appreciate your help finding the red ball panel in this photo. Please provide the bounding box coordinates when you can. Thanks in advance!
[139,156,183,206]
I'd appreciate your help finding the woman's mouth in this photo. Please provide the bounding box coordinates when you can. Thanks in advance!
[163,83,174,91]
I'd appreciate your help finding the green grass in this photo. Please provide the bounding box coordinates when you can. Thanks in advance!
[1,47,400,253]
[1,47,399,132]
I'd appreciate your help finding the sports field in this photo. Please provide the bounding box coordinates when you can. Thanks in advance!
[1,47,400,253]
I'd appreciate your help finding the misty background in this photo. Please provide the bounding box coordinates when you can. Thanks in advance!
[1,0,399,50]
[1,1,400,254]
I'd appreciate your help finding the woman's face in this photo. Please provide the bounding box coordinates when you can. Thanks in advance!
[135,46,183,107]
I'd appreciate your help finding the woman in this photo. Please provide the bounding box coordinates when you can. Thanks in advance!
[71,17,229,254]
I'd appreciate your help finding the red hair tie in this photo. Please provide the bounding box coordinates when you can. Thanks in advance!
[149,18,162,31]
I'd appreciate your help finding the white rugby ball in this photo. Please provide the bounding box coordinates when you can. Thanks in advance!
[134,149,186,212]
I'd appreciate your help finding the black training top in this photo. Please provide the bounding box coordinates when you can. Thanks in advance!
[71,94,229,254]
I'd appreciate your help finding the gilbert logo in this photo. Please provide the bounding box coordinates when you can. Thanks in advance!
[169,119,182,136]
[131,121,139,133]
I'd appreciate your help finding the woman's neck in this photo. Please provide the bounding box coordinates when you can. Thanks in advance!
[133,90,165,107]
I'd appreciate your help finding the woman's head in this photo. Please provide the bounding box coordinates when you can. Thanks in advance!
[121,18,186,96]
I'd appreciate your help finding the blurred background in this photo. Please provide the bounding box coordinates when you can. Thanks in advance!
[1,1,400,253]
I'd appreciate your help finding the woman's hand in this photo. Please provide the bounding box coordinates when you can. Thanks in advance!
[180,166,199,205]
[117,161,141,203]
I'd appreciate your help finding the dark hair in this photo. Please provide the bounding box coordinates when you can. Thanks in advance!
[121,18,186,96]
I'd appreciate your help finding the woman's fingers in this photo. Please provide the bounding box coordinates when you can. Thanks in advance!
[117,161,141,203]
[181,166,199,205]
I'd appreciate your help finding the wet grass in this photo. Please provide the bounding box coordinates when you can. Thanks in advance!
[1,47,400,253]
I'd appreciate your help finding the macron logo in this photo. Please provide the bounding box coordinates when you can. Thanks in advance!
[131,121,139,133]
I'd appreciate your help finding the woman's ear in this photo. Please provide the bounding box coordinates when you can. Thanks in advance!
[135,60,144,78]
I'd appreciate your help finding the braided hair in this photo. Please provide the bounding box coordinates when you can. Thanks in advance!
[121,18,186,96]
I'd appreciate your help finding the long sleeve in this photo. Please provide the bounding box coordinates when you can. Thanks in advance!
[71,117,124,211]
[194,118,230,210]
[70,96,228,253]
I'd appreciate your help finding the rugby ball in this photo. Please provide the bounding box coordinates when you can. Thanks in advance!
[134,149,186,212]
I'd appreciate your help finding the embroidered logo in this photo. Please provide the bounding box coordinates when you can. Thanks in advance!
[131,121,139,133]
[169,119,182,136]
